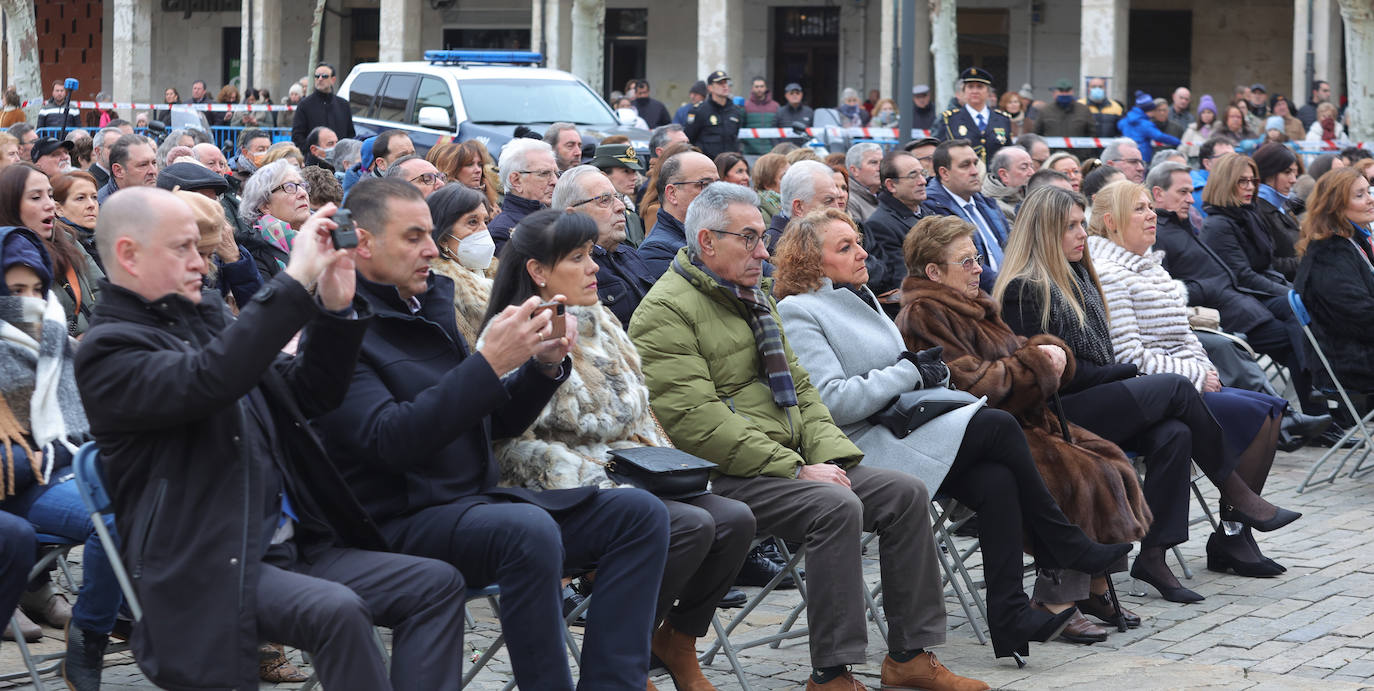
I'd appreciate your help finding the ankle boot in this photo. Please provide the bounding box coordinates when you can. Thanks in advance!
[3,607,42,642]
[651,621,716,691]
[62,621,109,691]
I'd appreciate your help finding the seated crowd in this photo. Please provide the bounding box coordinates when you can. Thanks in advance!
[2,86,1372,691]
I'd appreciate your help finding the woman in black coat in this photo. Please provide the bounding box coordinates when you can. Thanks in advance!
[994,186,1302,603]
[1294,167,1374,392]
[1252,143,1303,281]
[1201,153,1291,300]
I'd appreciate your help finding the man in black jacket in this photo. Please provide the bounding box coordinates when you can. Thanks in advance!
[291,63,355,152]
[629,78,672,129]
[864,150,927,296]
[74,188,465,691]
[314,179,670,691]
[683,70,743,158]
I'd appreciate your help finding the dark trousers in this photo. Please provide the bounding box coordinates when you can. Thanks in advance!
[712,464,944,668]
[1062,373,1223,548]
[381,489,669,691]
[660,494,755,636]
[1248,295,1318,413]
[257,541,466,691]
[0,511,36,625]
[937,408,1095,636]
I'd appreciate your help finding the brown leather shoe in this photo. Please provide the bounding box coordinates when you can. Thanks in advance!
[258,643,310,683]
[651,621,716,691]
[1032,601,1107,644]
[1077,590,1142,629]
[3,607,42,642]
[20,582,72,628]
[806,669,870,690]
[880,651,989,691]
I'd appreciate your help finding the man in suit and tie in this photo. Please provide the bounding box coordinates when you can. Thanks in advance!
[920,139,1011,293]
[932,67,1014,163]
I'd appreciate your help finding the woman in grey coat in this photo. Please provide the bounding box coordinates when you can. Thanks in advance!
[773,209,1132,661]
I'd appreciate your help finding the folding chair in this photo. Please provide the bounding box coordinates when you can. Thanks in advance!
[1287,290,1374,492]
[698,537,809,690]
[0,540,77,688]
[70,442,142,622]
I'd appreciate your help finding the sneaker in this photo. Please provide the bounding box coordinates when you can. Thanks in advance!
[61,621,109,691]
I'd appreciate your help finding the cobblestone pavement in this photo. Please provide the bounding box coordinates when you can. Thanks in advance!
[4,444,1374,689]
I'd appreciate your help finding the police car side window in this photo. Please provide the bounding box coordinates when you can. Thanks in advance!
[348,72,382,117]
[375,74,419,123]
[410,77,454,126]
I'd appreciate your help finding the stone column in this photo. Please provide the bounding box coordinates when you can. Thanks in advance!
[1079,0,1128,102]
[881,0,896,99]
[1337,0,1372,140]
[244,0,281,95]
[929,0,957,111]
[697,0,742,86]
[570,0,605,95]
[111,0,152,119]
[380,0,423,63]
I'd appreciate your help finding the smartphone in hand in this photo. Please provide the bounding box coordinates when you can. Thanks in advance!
[533,300,566,340]
[330,209,358,249]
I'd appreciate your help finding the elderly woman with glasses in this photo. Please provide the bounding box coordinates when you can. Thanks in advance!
[1201,154,1293,307]
[238,159,313,278]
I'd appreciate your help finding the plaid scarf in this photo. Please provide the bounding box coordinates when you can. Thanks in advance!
[674,253,798,408]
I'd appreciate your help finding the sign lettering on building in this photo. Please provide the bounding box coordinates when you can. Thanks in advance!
[161,0,243,19]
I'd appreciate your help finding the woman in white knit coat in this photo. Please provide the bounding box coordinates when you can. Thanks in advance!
[1086,179,1296,579]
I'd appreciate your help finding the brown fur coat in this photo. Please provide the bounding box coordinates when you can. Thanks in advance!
[896,277,1152,544]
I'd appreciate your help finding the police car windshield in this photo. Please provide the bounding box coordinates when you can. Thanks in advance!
[459,79,618,127]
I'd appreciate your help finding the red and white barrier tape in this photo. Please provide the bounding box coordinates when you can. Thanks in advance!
[24,100,296,112]
[735,126,1368,151]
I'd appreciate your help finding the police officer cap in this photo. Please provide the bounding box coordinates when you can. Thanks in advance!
[959,67,994,86]
[706,70,731,85]
[589,143,644,172]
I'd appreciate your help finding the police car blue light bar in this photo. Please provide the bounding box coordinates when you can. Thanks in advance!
[424,50,544,65]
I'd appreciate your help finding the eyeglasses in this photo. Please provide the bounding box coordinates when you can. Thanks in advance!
[1117,158,1145,167]
[667,177,718,191]
[887,171,926,182]
[271,181,310,196]
[571,192,622,209]
[945,254,983,271]
[711,229,761,251]
[520,169,557,180]
[410,172,448,186]
[314,73,332,80]
[1236,177,1259,188]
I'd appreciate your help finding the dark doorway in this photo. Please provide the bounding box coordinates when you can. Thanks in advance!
[957,9,1009,97]
[441,28,532,51]
[351,8,380,65]
[605,8,647,98]
[772,6,840,108]
[1128,10,1191,101]
[222,27,241,88]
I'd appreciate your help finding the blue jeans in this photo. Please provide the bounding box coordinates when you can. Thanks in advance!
[22,478,123,633]
[0,511,36,623]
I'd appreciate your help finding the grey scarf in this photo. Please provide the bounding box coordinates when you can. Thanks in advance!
[1048,263,1115,367]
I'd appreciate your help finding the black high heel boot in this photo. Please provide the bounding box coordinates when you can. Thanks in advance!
[1206,531,1284,577]
[990,604,1079,665]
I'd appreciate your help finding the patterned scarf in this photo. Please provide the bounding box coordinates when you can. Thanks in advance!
[255,213,297,270]
[0,292,89,494]
[673,253,798,408]
[1048,263,1115,367]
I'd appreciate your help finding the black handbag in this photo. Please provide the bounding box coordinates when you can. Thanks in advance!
[605,446,717,500]
[867,388,980,439]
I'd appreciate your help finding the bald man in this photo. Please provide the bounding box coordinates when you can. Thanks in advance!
[74,188,466,690]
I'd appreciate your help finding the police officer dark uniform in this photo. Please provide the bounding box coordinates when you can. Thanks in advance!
[932,67,1013,163]
[683,70,743,159]
[589,142,648,247]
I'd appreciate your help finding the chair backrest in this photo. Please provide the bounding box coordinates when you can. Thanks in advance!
[72,441,113,515]
[1287,289,1311,326]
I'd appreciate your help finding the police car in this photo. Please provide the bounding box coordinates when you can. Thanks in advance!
[339,50,650,159]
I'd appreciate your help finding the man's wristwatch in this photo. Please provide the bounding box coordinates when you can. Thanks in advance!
[533,356,564,372]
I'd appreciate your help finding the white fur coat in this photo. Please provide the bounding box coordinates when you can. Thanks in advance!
[494,304,671,490]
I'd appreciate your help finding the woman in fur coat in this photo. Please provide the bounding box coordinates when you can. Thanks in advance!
[487,211,753,691]
[890,214,1151,643]
[774,209,1135,657]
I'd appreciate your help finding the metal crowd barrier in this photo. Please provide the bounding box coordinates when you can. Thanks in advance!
[30,126,292,157]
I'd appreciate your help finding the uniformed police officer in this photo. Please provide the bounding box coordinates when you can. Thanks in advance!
[932,67,1013,163]
[683,70,743,159]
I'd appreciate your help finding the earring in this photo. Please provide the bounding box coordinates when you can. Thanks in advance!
[539,281,546,287]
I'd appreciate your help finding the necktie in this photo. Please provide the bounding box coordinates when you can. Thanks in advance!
[976,112,987,132]
[962,201,1002,271]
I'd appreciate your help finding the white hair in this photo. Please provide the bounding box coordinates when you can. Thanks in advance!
[683,182,759,254]
[779,160,833,213]
[551,165,605,210]
[1101,138,1138,163]
[845,142,881,171]
[239,159,300,226]
[497,138,555,194]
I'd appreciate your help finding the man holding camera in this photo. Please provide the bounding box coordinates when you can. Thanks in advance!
[74,187,467,691]
[313,178,670,690]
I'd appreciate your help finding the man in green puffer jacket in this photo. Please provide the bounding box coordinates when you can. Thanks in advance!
[630,183,988,691]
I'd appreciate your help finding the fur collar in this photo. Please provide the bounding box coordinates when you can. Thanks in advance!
[899,275,1000,321]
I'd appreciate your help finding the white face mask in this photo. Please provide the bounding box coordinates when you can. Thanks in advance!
[455,229,496,270]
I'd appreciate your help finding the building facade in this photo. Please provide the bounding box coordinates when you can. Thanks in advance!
[2,0,1352,126]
